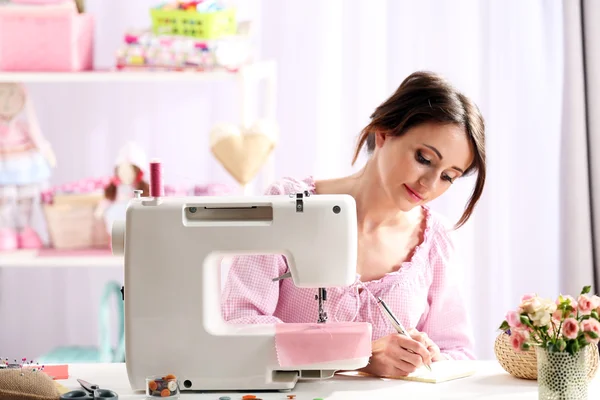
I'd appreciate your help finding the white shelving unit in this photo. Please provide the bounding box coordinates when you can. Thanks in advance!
[0,61,276,84]
[0,60,277,268]
[0,249,122,268]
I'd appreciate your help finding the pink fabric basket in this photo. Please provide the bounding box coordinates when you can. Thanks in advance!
[0,6,94,71]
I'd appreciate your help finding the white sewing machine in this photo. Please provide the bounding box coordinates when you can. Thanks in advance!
[111,163,372,392]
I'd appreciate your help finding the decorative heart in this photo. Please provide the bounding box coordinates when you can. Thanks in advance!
[209,119,278,186]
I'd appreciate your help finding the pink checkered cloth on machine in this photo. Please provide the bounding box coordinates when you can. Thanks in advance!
[221,176,475,366]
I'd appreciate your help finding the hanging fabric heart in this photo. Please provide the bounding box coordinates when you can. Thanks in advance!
[209,119,278,186]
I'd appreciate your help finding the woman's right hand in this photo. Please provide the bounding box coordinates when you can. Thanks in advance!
[360,333,433,377]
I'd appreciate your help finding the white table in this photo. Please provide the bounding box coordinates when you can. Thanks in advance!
[60,361,600,400]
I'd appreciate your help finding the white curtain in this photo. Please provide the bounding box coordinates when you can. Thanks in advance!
[257,0,566,359]
[2,0,593,363]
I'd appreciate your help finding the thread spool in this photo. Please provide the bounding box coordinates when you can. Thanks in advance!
[149,160,163,197]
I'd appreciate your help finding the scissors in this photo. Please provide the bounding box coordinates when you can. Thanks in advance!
[60,379,118,399]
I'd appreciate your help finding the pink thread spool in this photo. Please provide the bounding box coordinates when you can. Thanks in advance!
[149,160,163,197]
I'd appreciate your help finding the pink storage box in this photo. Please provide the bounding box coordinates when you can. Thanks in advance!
[0,5,94,71]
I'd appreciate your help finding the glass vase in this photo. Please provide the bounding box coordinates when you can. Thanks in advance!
[536,345,589,400]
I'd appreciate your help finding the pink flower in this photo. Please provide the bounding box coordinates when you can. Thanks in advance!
[581,319,600,344]
[521,293,536,303]
[506,310,523,329]
[562,318,580,339]
[578,295,594,315]
[510,330,529,352]
[591,295,600,311]
[552,309,563,322]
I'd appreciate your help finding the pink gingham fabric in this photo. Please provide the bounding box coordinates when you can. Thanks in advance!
[221,176,475,361]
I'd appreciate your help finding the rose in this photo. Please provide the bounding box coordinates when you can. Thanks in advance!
[562,318,580,340]
[521,297,542,314]
[581,319,600,344]
[578,295,594,315]
[506,310,523,329]
[521,293,536,303]
[510,330,529,352]
[591,295,600,312]
[552,309,563,321]
[531,309,552,327]
[521,297,556,327]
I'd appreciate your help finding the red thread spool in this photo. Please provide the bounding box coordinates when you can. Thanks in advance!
[149,160,163,197]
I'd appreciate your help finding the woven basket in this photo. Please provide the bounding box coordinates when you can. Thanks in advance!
[494,332,599,380]
[43,193,109,249]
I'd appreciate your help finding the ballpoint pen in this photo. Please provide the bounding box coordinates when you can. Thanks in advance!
[377,297,432,372]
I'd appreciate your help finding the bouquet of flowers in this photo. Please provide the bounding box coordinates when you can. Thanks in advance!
[498,286,600,355]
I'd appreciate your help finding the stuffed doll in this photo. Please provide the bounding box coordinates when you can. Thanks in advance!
[94,142,149,231]
[0,82,55,251]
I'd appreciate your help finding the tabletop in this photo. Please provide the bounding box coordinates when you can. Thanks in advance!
[60,361,600,400]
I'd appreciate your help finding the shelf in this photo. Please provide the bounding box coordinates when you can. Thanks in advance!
[0,249,122,268]
[0,69,238,83]
[0,249,237,268]
[0,61,276,83]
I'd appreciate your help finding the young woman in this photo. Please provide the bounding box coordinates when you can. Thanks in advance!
[221,71,486,378]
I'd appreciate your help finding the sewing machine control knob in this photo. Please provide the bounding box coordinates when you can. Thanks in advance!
[111,220,126,256]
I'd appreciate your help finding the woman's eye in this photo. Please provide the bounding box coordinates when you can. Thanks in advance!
[416,151,430,165]
[442,174,454,183]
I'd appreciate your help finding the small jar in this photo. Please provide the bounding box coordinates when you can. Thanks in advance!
[145,374,180,399]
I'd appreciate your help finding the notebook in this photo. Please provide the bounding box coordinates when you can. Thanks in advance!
[386,360,476,383]
[353,360,476,383]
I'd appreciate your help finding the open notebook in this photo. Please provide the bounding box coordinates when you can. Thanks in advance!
[353,360,476,383]
[387,360,476,383]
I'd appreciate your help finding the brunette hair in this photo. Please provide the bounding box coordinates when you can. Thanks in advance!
[352,71,486,229]
[104,165,150,202]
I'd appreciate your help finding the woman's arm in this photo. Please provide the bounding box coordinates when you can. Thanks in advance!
[221,254,287,324]
[417,229,476,361]
[220,180,293,325]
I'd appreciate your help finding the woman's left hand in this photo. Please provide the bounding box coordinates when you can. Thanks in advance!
[408,328,445,362]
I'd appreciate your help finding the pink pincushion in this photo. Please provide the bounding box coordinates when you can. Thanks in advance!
[274,322,372,367]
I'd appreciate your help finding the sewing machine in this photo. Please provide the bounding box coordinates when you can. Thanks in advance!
[111,163,372,392]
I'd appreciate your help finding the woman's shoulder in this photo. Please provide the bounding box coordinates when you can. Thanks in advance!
[262,176,317,196]
[423,207,458,257]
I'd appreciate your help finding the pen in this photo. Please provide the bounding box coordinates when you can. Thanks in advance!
[377,297,432,372]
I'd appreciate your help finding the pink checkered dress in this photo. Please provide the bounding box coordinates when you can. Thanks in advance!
[221,176,475,360]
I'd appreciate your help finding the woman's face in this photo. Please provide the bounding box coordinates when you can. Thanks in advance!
[374,122,474,211]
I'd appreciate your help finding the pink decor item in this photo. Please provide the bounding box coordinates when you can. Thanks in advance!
[0,227,17,250]
[274,322,372,367]
[10,0,70,4]
[18,226,43,248]
[0,4,94,71]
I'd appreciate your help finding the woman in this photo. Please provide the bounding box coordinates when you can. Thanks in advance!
[221,71,486,378]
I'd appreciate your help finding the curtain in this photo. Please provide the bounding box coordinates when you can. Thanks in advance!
[560,0,598,298]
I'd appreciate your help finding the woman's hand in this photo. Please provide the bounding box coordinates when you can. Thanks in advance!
[360,332,433,377]
[407,328,445,362]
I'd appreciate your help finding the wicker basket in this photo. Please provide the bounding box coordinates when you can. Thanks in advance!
[43,193,109,249]
[494,332,599,380]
